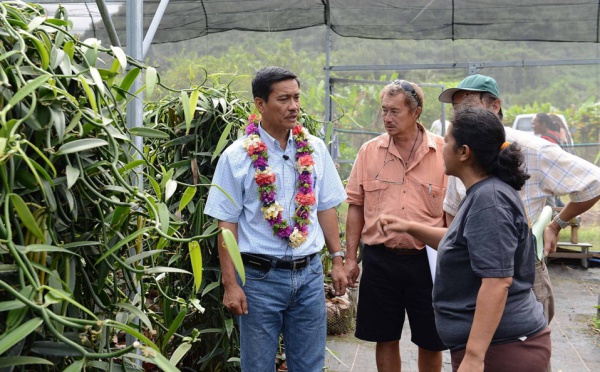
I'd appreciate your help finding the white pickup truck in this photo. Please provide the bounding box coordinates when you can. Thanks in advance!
[511,113,574,149]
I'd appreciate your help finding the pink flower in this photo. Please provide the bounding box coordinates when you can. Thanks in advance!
[295,192,316,206]
[298,155,314,167]
[255,172,276,186]
[247,142,267,156]
[292,125,303,136]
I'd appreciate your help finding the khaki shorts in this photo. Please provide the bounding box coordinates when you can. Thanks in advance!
[532,260,554,323]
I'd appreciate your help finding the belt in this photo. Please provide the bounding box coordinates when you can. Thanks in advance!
[366,243,425,256]
[241,253,317,271]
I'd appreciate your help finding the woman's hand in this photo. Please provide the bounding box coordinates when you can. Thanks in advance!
[377,214,411,236]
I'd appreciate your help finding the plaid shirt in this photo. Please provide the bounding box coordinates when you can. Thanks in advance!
[443,127,600,223]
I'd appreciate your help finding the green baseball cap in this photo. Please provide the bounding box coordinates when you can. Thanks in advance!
[438,74,501,103]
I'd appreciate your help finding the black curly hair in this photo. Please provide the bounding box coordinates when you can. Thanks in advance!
[450,107,530,190]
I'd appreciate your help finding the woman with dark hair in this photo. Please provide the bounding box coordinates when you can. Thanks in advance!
[377,107,550,372]
[532,113,561,144]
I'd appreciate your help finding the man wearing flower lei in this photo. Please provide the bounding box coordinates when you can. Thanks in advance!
[205,66,348,371]
[345,80,448,371]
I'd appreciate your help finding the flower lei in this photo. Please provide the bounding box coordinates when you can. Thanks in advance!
[243,114,316,248]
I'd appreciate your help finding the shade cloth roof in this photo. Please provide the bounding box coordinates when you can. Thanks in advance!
[35,0,600,45]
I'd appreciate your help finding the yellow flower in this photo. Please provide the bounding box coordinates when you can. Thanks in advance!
[289,227,307,248]
[261,202,283,220]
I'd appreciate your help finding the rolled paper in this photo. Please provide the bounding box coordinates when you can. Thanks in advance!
[531,206,553,261]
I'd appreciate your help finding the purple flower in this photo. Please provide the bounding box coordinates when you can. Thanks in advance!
[277,225,293,238]
[261,191,275,203]
[298,173,311,184]
[245,123,258,136]
[254,157,268,168]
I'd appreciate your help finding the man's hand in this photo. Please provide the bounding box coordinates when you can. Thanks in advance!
[543,222,561,256]
[330,259,348,296]
[344,258,360,288]
[222,283,248,316]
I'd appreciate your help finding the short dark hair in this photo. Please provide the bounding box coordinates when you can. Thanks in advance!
[536,113,557,131]
[251,66,300,101]
[451,107,529,190]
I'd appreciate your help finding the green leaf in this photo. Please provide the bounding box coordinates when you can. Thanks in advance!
[95,228,151,265]
[0,356,54,368]
[189,241,203,293]
[89,67,105,96]
[113,303,153,331]
[9,194,44,241]
[157,202,170,234]
[50,106,66,141]
[187,89,200,134]
[55,139,108,155]
[63,40,75,60]
[128,127,169,139]
[201,281,219,298]
[0,300,26,312]
[126,351,181,372]
[0,50,18,63]
[225,318,234,337]
[110,46,127,71]
[165,179,177,202]
[42,287,98,319]
[145,267,191,275]
[124,249,163,264]
[1,75,49,115]
[78,76,97,115]
[146,66,157,97]
[180,91,191,134]
[0,317,43,355]
[211,121,233,162]
[169,342,192,366]
[30,341,83,357]
[63,359,85,372]
[24,244,81,258]
[117,68,140,100]
[222,228,245,285]
[147,175,162,201]
[66,165,79,189]
[26,32,50,70]
[27,16,46,31]
[178,186,197,213]
[105,321,160,352]
[161,307,187,350]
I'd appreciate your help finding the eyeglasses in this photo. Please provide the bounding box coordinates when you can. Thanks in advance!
[393,79,421,108]
[374,138,405,185]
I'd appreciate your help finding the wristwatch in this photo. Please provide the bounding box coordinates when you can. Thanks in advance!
[329,251,345,260]
[553,215,570,229]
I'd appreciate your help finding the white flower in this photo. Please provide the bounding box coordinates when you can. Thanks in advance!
[296,163,313,173]
[261,201,283,220]
[289,227,307,248]
[243,134,262,150]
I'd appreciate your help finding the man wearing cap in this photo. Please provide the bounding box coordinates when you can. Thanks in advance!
[439,74,600,370]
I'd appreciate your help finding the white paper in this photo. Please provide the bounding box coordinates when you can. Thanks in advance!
[426,245,437,283]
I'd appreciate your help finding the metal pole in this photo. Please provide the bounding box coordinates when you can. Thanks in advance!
[125,1,143,361]
[126,0,144,188]
[143,0,170,58]
[95,0,120,47]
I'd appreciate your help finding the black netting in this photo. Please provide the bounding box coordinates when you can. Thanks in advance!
[35,1,600,46]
